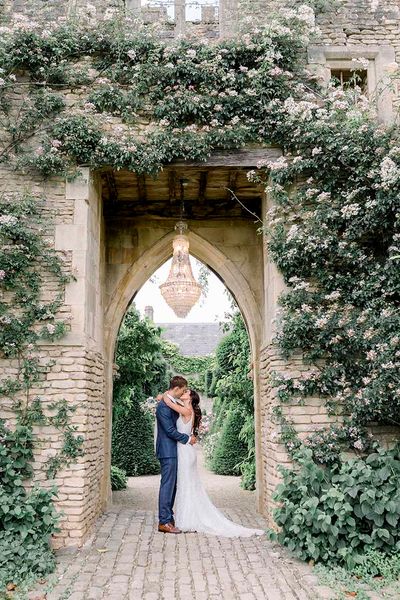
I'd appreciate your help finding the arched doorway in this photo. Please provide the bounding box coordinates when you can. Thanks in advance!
[102,223,265,513]
[101,161,264,511]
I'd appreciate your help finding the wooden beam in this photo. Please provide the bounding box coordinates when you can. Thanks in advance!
[137,174,147,201]
[170,147,282,167]
[198,171,208,204]
[226,170,239,201]
[168,170,177,204]
[104,172,118,202]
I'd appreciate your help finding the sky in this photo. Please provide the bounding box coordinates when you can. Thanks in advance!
[134,256,232,323]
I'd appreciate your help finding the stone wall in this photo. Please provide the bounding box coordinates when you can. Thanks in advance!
[0,0,399,547]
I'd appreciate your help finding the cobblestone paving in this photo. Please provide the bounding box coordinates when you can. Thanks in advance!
[43,451,334,600]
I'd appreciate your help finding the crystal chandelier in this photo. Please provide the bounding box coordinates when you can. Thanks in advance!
[159,221,202,318]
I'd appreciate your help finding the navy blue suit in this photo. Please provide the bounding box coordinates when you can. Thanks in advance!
[156,399,189,525]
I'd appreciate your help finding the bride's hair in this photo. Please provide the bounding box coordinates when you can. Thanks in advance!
[190,390,202,436]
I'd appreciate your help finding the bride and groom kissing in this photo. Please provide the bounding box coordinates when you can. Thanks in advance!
[155,375,265,537]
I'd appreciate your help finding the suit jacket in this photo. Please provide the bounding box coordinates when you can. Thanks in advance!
[155,399,190,459]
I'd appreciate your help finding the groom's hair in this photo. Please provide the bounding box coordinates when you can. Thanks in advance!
[169,376,187,389]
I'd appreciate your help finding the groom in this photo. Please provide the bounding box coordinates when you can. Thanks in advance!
[156,375,197,534]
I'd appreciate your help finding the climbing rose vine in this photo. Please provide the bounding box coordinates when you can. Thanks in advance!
[250,88,400,462]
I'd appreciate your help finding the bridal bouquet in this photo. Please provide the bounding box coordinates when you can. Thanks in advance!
[142,396,158,417]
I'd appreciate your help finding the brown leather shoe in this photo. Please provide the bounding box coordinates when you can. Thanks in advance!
[158,522,182,534]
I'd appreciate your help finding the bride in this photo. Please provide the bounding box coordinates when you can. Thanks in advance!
[162,388,265,537]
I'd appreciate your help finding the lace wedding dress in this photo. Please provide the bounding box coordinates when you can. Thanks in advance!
[174,415,265,537]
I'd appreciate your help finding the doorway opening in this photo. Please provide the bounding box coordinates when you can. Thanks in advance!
[100,161,266,513]
[110,254,259,519]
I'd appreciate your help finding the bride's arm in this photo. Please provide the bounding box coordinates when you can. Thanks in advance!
[163,393,192,418]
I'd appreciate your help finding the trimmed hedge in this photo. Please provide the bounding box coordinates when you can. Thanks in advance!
[111,393,160,476]
[210,403,248,475]
[111,465,128,491]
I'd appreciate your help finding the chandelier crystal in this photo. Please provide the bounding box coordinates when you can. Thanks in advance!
[159,221,202,318]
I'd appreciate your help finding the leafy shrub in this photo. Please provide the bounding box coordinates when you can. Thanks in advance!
[113,306,170,420]
[238,414,256,490]
[206,312,256,487]
[204,369,213,396]
[111,393,160,476]
[352,547,400,581]
[111,306,170,476]
[269,445,400,568]
[111,465,127,491]
[0,486,60,588]
[209,396,228,435]
[202,431,221,463]
[240,454,256,491]
[210,403,248,476]
[0,421,61,589]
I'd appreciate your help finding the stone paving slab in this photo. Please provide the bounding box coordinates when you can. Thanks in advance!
[40,451,332,600]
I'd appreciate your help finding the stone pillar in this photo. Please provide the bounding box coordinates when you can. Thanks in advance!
[219,0,238,38]
[125,0,141,15]
[48,169,107,548]
[175,0,186,36]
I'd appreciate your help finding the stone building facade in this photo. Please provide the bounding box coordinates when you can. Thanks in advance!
[0,0,399,549]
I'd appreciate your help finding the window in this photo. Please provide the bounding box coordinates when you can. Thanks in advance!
[330,68,368,93]
[307,45,397,123]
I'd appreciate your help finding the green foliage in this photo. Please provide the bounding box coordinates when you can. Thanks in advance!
[240,454,256,490]
[0,12,315,178]
[0,419,61,588]
[238,414,256,490]
[315,550,400,600]
[111,393,160,476]
[88,86,142,122]
[269,445,400,568]
[205,312,256,488]
[210,402,248,476]
[114,306,170,418]
[204,369,213,396]
[111,465,127,491]
[160,340,213,394]
[0,194,79,592]
[161,340,213,375]
[353,547,400,581]
[245,55,400,458]
[112,306,169,476]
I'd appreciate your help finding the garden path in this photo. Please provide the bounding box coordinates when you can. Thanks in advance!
[44,450,335,600]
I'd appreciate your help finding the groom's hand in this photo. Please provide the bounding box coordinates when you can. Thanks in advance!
[156,393,163,401]
[189,435,197,445]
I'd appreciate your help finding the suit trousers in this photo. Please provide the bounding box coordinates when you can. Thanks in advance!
[158,457,177,525]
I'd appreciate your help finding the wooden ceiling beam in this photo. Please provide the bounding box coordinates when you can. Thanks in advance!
[169,147,281,168]
[104,172,118,202]
[137,174,147,201]
[198,171,208,205]
[226,170,239,201]
[168,170,177,204]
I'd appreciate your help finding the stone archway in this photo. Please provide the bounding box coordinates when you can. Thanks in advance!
[33,151,302,548]
[102,228,265,513]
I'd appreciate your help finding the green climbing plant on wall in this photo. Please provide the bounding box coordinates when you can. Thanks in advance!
[0,192,82,589]
[0,0,399,587]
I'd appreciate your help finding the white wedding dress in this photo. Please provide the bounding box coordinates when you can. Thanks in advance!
[174,415,265,537]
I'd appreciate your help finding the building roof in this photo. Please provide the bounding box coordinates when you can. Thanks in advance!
[157,322,224,357]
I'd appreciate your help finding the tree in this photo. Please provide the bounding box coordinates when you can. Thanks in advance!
[111,305,171,476]
[113,305,171,419]
[206,311,256,488]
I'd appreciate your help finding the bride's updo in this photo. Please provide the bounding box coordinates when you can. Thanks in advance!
[190,390,202,436]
